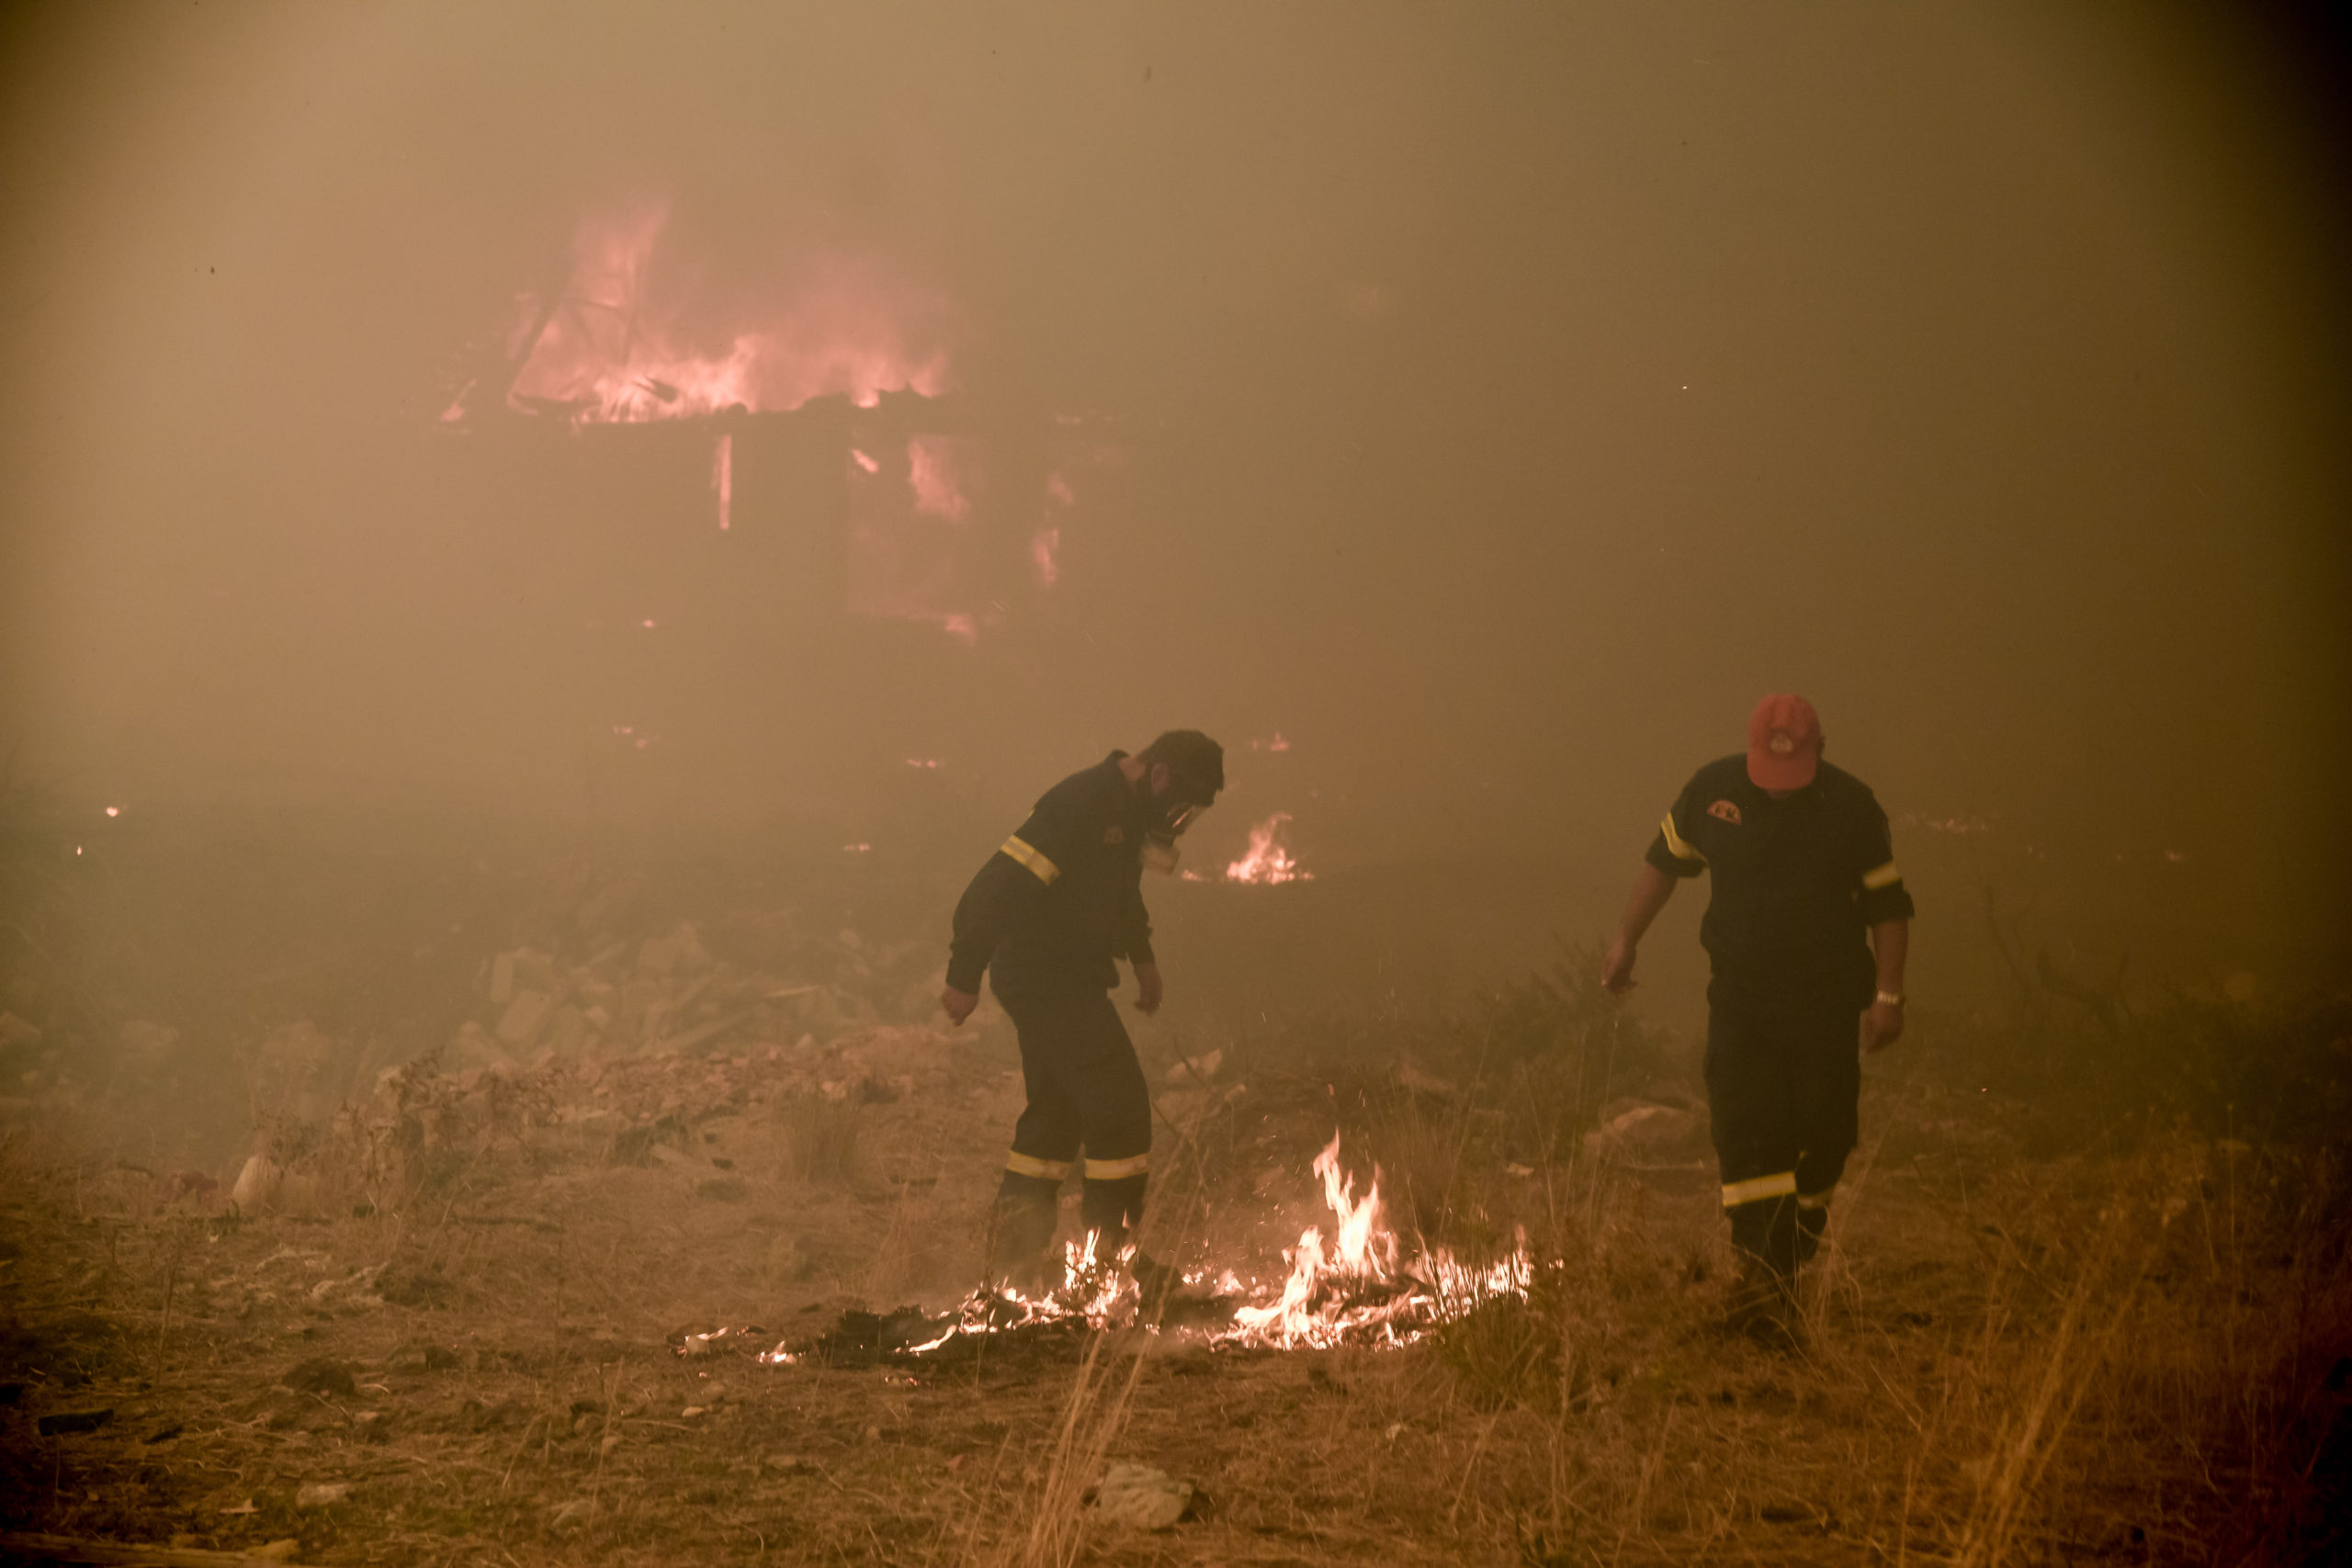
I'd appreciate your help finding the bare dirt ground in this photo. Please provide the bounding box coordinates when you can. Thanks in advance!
[0,817,2345,1565]
[3,1020,2345,1566]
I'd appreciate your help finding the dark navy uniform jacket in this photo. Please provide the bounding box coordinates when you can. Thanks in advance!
[948,753,1156,998]
[1645,755,1915,1001]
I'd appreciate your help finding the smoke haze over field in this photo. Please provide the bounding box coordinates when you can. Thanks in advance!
[2,3,2346,979]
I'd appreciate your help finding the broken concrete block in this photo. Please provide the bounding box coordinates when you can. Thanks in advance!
[546,1004,588,1056]
[1162,1048,1223,1087]
[496,990,554,1047]
[1090,1461,1197,1529]
[231,1154,283,1212]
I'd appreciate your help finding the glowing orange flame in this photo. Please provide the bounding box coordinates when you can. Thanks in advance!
[1218,1133,1532,1350]
[751,1132,1532,1367]
[500,203,951,425]
[1226,813,1311,885]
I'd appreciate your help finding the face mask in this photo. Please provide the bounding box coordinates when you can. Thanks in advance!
[1142,784,1210,874]
[1157,797,1205,838]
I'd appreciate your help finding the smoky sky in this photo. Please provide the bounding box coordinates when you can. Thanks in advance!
[1,4,2346,953]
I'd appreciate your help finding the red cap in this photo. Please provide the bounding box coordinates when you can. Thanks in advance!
[1747,694,1821,790]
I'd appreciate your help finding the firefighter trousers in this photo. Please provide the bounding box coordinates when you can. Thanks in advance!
[1704,976,1863,1278]
[990,984,1151,1273]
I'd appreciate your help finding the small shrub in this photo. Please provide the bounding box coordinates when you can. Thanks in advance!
[778,1093,861,1184]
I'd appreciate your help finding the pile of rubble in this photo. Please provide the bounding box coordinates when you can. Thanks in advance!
[452,915,944,1071]
[177,902,967,1220]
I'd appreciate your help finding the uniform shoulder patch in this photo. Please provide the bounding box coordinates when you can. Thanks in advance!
[1102,825,1125,845]
[1708,799,1743,826]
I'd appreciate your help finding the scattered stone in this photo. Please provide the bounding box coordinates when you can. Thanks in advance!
[378,1269,454,1309]
[1582,1100,1700,1161]
[1088,1461,1198,1529]
[155,1169,220,1205]
[1161,1048,1223,1086]
[296,1481,351,1507]
[282,1358,358,1398]
[36,1408,112,1436]
[254,1540,301,1561]
[496,989,554,1047]
[1393,1059,1456,1099]
[231,1154,284,1212]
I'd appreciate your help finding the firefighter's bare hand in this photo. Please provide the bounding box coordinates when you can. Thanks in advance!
[1860,998,1905,1054]
[940,986,979,1027]
[1133,963,1164,1015]
[1600,936,1638,997]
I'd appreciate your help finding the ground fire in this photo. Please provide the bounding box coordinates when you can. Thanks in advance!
[1225,812,1312,885]
[4,5,2346,1562]
[747,1133,1534,1366]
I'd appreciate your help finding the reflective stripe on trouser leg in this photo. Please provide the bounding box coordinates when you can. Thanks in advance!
[1793,1184,1834,1263]
[999,987,1151,1258]
[1722,1170,1797,1209]
[1082,1146,1152,1256]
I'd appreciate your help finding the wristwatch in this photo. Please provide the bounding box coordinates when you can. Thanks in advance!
[1874,990,1905,1009]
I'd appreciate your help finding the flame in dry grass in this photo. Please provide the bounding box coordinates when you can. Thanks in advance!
[752,1132,1532,1365]
[1221,1133,1530,1348]
[1225,812,1311,886]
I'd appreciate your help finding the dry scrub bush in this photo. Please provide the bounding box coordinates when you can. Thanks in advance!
[776,1091,862,1183]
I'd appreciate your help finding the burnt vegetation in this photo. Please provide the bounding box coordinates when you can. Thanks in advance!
[0,793,2346,1565]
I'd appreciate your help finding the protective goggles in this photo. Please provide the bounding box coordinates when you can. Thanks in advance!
[1156,798,1210,837]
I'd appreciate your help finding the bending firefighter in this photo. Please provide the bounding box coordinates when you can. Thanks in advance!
[1601,695,1913,1337]
[940,731,1225,1292]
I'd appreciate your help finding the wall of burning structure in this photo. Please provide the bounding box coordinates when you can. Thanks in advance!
[420,203,1156,832]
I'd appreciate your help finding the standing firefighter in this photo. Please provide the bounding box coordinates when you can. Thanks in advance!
[1601,695,1913,1338]
[940,731,1225,1290]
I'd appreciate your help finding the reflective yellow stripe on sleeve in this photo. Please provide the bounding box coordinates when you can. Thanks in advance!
[1861,860,1903,891]
[1721,1171,1797,1208]
[1005,1151,1074,1180]
[1000,834,1061,886]
[1660,811,1708,866]
[1083,1153,1150,1180]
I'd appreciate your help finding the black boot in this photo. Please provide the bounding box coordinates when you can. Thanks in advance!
[1726,1195,1802,1348]
[1794,1198,1829,1265]
[992,1172,1060,1295]
[1079,1172,1148,1264]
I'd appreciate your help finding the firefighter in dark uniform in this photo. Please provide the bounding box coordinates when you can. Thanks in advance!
[939,730,1225,1289]
[1601,694,1913,1334]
